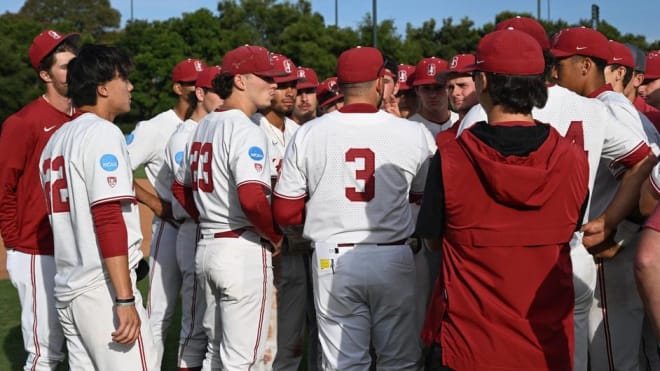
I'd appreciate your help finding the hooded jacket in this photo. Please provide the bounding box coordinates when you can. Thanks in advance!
[436,121,589,371]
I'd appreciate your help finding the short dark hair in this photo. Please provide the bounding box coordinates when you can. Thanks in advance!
[484,72,548,114]
[608,64,634,87]
[67,44,133,107]
[213,73,235,99]
[37,38,78,73]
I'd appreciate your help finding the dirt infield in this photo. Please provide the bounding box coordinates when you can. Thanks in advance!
[0,179,155,280]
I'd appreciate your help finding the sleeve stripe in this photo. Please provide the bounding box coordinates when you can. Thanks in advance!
[609,142,651,169]
[90,195,136,207]
[272,191,307,200]
[236,180,271,191]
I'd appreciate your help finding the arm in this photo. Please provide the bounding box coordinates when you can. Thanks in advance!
[171,180,199,222]
[582,153,657,256]
[133,180,173,220]
[91,201,140,345]
[0,118,29,246]
[237,183,283,254]
[640,164,660,216]
[416,151,445,251]
[635,207,660,338]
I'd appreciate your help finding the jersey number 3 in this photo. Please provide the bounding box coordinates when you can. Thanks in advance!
[42,156,70,214]
[345,148,375,202]
[190,142,214,192]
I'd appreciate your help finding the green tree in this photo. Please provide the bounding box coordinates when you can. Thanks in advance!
[19,0,120,38]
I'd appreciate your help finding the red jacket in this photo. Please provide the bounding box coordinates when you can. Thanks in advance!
[432,122,588,371]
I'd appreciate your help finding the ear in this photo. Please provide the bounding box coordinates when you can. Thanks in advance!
[195,87,205,101]
[233,74,247,91]
[581,57,595,76]
[475,71,488,93]
[97,83,110,98]
[39,69,52,83]
[172,82,184,96]
[632,71,645,88]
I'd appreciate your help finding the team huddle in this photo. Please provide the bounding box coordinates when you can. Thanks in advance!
[3,15,660,371]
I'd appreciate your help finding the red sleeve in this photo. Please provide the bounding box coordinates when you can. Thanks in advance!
[272,194,305,226]
[172,180,199,222]
[615,143,652,169]
[91,201,128,258]
[0,116,30,246]
[237,183,283,244]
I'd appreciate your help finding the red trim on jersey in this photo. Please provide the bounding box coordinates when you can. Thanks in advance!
[596,260,616,370]
[587,84,614,98]
[489,120,537,127]
[338,103,379,113]
[172,180,199,222]
[248,248,269,371]
[237,182,283,244]
[89,195,135,207]
[272,194,305,226]
[610,142,652,169]
[236,179,271,189]
[91,201,128,258]
[30,254,42,370]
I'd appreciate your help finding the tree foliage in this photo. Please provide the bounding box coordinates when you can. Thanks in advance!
[1,0,658,128]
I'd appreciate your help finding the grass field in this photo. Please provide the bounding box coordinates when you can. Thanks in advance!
[0,278,181,370]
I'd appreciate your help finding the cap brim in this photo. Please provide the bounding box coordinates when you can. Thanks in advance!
[319,94,344,108]
[549,48,575,58]
[254,68,289,78]
[273,75,301,83]
[435,69,472,82]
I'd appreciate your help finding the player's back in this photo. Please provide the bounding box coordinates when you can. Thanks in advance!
[40,113,143,304]
[289,109,435,243]
[189,109,270,234]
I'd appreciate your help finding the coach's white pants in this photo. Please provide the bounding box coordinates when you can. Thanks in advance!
[196,230,273,371]
[6,249,65,371]
[312,244,420,371]
[570,239,597,371]
[146,217,181,368]
[56,274,157,370]
[175,220,206,368]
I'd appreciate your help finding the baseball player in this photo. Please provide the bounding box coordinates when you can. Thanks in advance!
[641,51,660,110]
[163,65,223,371]
[453,17,656,371]
[290,66,319,125]
[273,46,436,370]
[126,57,206,367]
[173,45,284,370]
[418,29,590,371]
[437,53,477,128]
[0,29,78,371]
[39,44,157,370]
[396,64,417,118]
[316,77,344,114]
[408,56,459,137]
[625,45,660,130]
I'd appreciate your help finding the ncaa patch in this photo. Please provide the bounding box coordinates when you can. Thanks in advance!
[126,133,134,145]
[100,154,119,171]
[248,146,265,161]
[175,151,184,165]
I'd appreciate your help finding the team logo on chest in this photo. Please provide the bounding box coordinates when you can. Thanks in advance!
[107,176,117,188]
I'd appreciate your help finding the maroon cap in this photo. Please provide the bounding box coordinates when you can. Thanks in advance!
[316,77,344,108]
[496,16,550,50]
[196,66,222,89]
[172,58,206,82]
[437,54,476,82]
[413,57,449,86]
[296,67,319,89]
[550,27,611,61]
[221,45,286,77]
[270,54,299,84]
[465,29,544,75]
[646,51,660,81]
[397,64,416,91]
[336,46,384,84]
[28,30,79,70]
[607,40,635,68]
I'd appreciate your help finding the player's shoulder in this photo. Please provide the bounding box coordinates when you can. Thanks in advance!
[1,97,48,131]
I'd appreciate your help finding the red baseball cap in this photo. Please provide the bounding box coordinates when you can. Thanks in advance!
[550,27,611,61]
[336,46,384,84]
[271,53,299,84]
[413,57,449,86]
[437,54,476,82]
[316,77,344,108]
[397,64,416,91]
[495,16,550,50]
[196,66,222,89]
[28,29,79,70]
[221,45,286,78]
[646,51,660,81]
[172,58,206,82]
[296,67,319,89]
[465,29,544,75]
[607,40,635,68]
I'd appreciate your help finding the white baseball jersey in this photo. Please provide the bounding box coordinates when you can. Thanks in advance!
[39,112,143,305]
[408,111,459,138]
[252,113,299,179]
[127,109,182,201]
[176,109,271,234]
[164,119,198,220]
[457,85,649,224]
[274,109,436,243]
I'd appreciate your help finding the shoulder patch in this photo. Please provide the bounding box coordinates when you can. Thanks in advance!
[126,133,134,145]
[175,151,184,165]
[248,146,265,161]
[100,154,119,172]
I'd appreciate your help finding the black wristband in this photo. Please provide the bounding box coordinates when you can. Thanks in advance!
[115,296,135,304]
